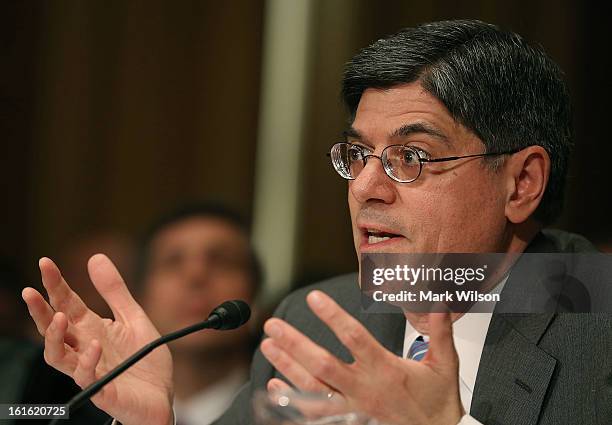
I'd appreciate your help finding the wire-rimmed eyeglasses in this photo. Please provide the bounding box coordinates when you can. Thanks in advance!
[327,142,521,183]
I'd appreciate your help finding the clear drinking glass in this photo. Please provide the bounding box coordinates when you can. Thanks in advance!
[253,388,376,425]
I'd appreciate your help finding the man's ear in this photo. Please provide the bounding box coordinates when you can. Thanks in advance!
[504,146,550,224]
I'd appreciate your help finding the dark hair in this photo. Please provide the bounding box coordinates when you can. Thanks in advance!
[136,202,263,297]
[342,19,572,224]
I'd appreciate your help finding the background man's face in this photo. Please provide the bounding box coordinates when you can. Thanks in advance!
[348,82,510,259]
[141,217,254,353]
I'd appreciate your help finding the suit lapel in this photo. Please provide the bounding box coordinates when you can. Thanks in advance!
[471,232,561,424]
[471,314,557,424]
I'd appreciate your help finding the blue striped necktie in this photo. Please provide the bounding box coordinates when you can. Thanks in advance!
[408,335,429,361]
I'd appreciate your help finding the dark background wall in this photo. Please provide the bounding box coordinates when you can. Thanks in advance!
[1,0,610,293]
[2,1,265,284]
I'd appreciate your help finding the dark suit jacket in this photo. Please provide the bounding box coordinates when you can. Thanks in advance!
[215,230,612,425]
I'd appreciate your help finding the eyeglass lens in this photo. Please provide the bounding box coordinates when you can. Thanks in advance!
[330,143,421,182]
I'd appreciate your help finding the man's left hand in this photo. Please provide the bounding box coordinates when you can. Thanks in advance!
[260,290,464,425]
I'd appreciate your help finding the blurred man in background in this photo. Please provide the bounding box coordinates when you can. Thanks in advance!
[135,203,262,425]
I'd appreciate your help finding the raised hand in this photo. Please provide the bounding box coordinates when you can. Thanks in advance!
[22,255,174,425]
[260,290,464,425]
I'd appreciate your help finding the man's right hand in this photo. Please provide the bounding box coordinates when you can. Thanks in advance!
[22,254,174,425]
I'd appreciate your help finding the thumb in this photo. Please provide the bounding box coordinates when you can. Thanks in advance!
[423,312,458,372]
[87,254,143,323]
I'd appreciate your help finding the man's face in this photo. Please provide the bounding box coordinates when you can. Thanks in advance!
[348,82,510,259]
[141,217,254,353]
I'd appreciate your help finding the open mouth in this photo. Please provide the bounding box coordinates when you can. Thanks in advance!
[364,229,403,245]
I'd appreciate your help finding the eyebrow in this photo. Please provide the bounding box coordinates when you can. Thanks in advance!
[342,127,364,140]
[342,122,450,146]
[390,122,450,144]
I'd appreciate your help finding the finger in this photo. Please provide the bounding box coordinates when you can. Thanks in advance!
[266,378,291,406]
[22,288,81,348]
[261,339,330,393]
[39,257,89,321]
[22,287,55,336]
[263,318,351,392]
[73,339,102,389]
[267,377,292,393]
[423,312,458,371]
[306,290,382,364]
[87,254,143,323]
[44,312,78,375]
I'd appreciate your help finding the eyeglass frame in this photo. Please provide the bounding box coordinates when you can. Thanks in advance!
[326,142,522,183]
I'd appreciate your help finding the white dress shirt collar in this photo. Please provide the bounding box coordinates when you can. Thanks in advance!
[173,368,248,425]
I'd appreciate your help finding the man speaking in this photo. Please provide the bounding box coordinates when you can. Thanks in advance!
[22,19,611,425]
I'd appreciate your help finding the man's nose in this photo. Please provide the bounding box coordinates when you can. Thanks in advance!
[349,157,396,204]
[183,257,211,287]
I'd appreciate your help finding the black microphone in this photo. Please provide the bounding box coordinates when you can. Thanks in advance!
[208,300,252,330]
[49,300,251,424]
